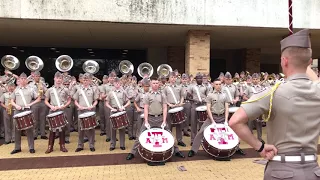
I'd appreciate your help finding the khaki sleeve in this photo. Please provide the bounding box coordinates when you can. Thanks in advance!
[106,92,112,103]
[244,88,249,95]
[93,89,99,100]
[143,93,150,105]
[0,94,5,103]
[134,94,140,102]
[123,92,129,102]
[10,90,16,100]
[73,91,79,101]
[45,88,51,99]
[234,85,240,97]
[205,93,212,104]
[161,93,167,105]
[241,89,271,120]
[32,88,38,99]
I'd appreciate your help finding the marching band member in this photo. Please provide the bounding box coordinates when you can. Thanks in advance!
[10,73,40,154]
[29,71,48,140]
[163,72,186,146]
[105,77,130,151]
[74,73,99,152]
[181,73,191,137]
[126,77,185,162]
[69,73,83,132]
[44,72,71,153]
[203,74,213,93]
[125,76,138,140]
[218,72,225,84]
[133,78,149,138]
[0,82,15,144]
[98,75,108,136]
[188,78,230,160]
[243,73,265,143]
[230,29,320,180]
[188,73,210,145]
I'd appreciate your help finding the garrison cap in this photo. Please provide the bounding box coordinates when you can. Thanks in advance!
[114,77,120,83]
[225,72,232,79]
[54,71,62,78]
[159,75,166,79]
[142,78,150,86]
[280,29,311,52]
[252,73,259,79]
[79,73,84,78]
[246,75,252,80]
[234,73,239,77]
[219,72,224,77]
[83,73,90,79]
[7,82,15,86]
[132,76,137,81]
[19,72,27,78]
[33,71,41,76]
[181,73,189,79]
[195,72,202,78]
[169,72,175,77]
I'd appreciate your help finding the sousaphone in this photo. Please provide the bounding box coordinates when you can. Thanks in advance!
[55,55,73,72]
[83,60,101,85]
[119,60,134,75]
[137,62,153,78]
[157,64,172,78]
[25,56,44,72]
[1,55,20,84]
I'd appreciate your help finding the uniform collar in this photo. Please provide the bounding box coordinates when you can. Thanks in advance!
[286,73,309,81]
[151,90,160,94]
[196,84,203,87]
[114,89,121,93]
[213,89,221,94]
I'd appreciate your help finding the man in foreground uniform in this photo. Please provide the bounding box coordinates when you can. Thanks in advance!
[230,29,320,179]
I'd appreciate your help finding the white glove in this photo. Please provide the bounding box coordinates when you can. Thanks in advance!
[145,122,151,129]
[224,121,229,126]
[161,122,166,129]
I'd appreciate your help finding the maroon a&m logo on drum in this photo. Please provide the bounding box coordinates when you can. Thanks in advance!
[204,124,239,150]
[139,128,174,152]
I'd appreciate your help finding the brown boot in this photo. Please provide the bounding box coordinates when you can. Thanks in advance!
[59,131,68,152]
[45,132,55,154]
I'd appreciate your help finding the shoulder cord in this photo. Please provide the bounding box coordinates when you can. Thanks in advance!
[241,82,281,122]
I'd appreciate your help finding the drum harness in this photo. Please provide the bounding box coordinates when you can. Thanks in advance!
[241,82,281,122]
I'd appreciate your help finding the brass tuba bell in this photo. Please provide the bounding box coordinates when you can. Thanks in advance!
[157,64,172,78]
[119,60,134,75]
[232,77,240,85]
[55,55,73,72]
[137,62,153,78]
[1,55,20,71]
[83,60,101,85]
[26,56,44,72]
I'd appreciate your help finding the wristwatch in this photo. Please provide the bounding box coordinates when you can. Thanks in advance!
[256,140,265,152]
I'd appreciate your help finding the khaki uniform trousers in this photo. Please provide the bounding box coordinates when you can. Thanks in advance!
[190,102,206,143]
[110,110,126,148]
[3,110,14,142]
[130,115,180,155]
[182,101,191,133]
[77,109,95,149]
[191,114,225,153]
[98,101,106,134]
[32,100,48,137]
[13,109,35,150]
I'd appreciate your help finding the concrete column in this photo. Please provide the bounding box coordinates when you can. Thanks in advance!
[244,48,261,73]
[185,30,210,76]
[167,46,185,73]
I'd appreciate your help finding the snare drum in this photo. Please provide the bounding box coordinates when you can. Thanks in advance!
[168,106,186,124]
[140,113,144,119]
[110,111,129,129]
[78,111,98,130]
[229,107,239,114]
[195,105,207,122]
[47,111,68,132]
[138,128,175,162]
[201,124,239,158]
[13,110,34,130]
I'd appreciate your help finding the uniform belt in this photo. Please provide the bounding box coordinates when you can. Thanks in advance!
[213,113,224,116]
[184,100,190,103]
[272,155,316,162]
[149,114,163,117]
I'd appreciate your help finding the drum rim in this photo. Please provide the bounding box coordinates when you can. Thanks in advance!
[138,144,174,162]
[201,138,239,158]
[110,111,126,117]
[168,106,184,113]
[78,111,96,118]
[47,111,64,117]
[138,127,175,152]
[13,110,32,118]
[195,105,207,111]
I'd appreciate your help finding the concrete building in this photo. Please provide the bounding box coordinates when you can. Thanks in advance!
[0,0,319,81]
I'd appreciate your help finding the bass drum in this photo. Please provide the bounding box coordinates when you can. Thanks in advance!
[138,127,175,162]
[201,124,239,158]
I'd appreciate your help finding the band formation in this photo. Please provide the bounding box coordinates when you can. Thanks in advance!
[0,29,318,169]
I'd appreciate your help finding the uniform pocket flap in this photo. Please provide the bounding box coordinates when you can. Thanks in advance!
[271,170,294,179]
[314,167,320,177]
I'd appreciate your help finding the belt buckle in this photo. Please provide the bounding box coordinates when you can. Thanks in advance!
[154,115,158,117]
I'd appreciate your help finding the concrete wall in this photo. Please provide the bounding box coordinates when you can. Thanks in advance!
[0,0,319,29]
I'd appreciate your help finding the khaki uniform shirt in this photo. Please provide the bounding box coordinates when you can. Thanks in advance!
[206,90,228,115]
[103,83,115,98]
[180,83,190,100]
[73,86,99,107]
[143,91,167,115]
[70,84,81,97]
[11,86,38,107]
[244,84,264,98]
[222,84,240,102]
[163,84,183,104]
[0,92,13,106]
[241,74,320,153]
[28,81,47,99]
[45,85,70,106]
[106,89,129,108]
[125,85,138,102]
[135,90,148,108]
[188,84,209,103]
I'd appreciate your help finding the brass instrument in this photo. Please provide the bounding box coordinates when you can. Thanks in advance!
[267,75,276,84]
[157,64,172,78]
[26,56,44,72]
[82,60,101,85]
[56,55,73,72]
[7,99,12,115]
[1,55,20,85]
[279,73,285,78]
[137,62,154,78]
[119,60,134,75]
[232,77,240,85]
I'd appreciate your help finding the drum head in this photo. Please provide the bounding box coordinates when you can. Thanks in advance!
[47,111,64,117]
[13,110,32,118]
[168,106,184,113]
[196,105,207,111]
[203,124,239,150]
[78,111,96,118]
[110,111,126,118]
[229,107,239,113]
[140,113,144,118]
[139,128,174,152]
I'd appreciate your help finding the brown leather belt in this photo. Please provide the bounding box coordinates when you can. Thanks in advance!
[149,114,163,117]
